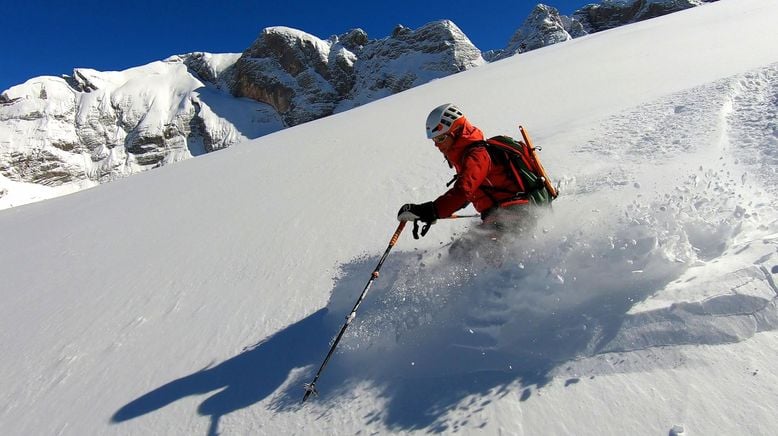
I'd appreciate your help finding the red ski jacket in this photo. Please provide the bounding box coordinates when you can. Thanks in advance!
[433,119,523,218]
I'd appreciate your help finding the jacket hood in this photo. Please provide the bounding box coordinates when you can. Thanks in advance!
[442,117,485,165]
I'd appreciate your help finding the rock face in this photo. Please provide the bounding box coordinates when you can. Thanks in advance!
[493,1,715,60]
[573,0,710,33]
[339,20,484,111]
[495,4,588,60]
[230,21,484,125]
[231,27,354,126]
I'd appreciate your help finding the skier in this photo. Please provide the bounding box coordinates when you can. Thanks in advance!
[303,105,553,402]
[397,103,544,239]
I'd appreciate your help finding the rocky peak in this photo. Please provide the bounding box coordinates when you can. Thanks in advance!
[573,0,709,33]
[230,20,484,124]
[495,4,587,60]
[339,20,484,110]
[384,20,481,62]
[392,24,413,38]
[335,29,369,54]
[246,27,332,79]
[231,27,354,126]
[176,52,241,90]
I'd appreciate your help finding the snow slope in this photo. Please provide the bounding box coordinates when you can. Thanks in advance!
[2,0,778,434]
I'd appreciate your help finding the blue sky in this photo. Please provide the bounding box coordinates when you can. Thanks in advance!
[2,0,593,92]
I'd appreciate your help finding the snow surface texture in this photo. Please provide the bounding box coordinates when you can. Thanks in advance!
[2,0,778,435]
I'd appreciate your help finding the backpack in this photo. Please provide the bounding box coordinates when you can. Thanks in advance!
[481,126,559,206]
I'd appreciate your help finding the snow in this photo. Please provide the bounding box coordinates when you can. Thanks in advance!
[0,56,284,209]
[263,26,333,60]
[0,172,95,209]
[2,0,778,434]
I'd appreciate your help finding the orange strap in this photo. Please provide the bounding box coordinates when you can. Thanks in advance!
[519,126,558,199]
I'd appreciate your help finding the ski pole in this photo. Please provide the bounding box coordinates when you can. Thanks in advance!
[445,213,480,220]
[302,221,407,403]
[411,213,480,239]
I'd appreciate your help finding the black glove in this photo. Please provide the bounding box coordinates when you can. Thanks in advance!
[397,202,438,239]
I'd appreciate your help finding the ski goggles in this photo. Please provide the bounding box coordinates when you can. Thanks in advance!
[432,134,450,143]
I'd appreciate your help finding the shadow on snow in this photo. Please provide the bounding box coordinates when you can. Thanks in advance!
[112,209,777,434]
[110,307,329,435]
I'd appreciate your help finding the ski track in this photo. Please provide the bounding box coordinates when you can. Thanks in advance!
[729,65,778,194]
[304,63,778,429]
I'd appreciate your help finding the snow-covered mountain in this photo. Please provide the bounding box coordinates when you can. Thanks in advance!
[1,0,777,434]
[0,1,717,210]
[493,4,588,60]
[574,0,715,33]
[0,20,481,209]
[0,55,285,205]
[492,0,717,60]
[231,21,483,126]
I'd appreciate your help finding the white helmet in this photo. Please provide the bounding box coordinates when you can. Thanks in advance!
[425,103,464,139]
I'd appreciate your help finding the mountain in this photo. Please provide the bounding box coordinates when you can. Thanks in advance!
[493,4,588,60]
[574,0,716,33]
[231,21,483,125]
[0,55,284,198]
[1,0,777,434]
[492,0,718,60]
[0,1,717,210]
[0,21,481,209]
